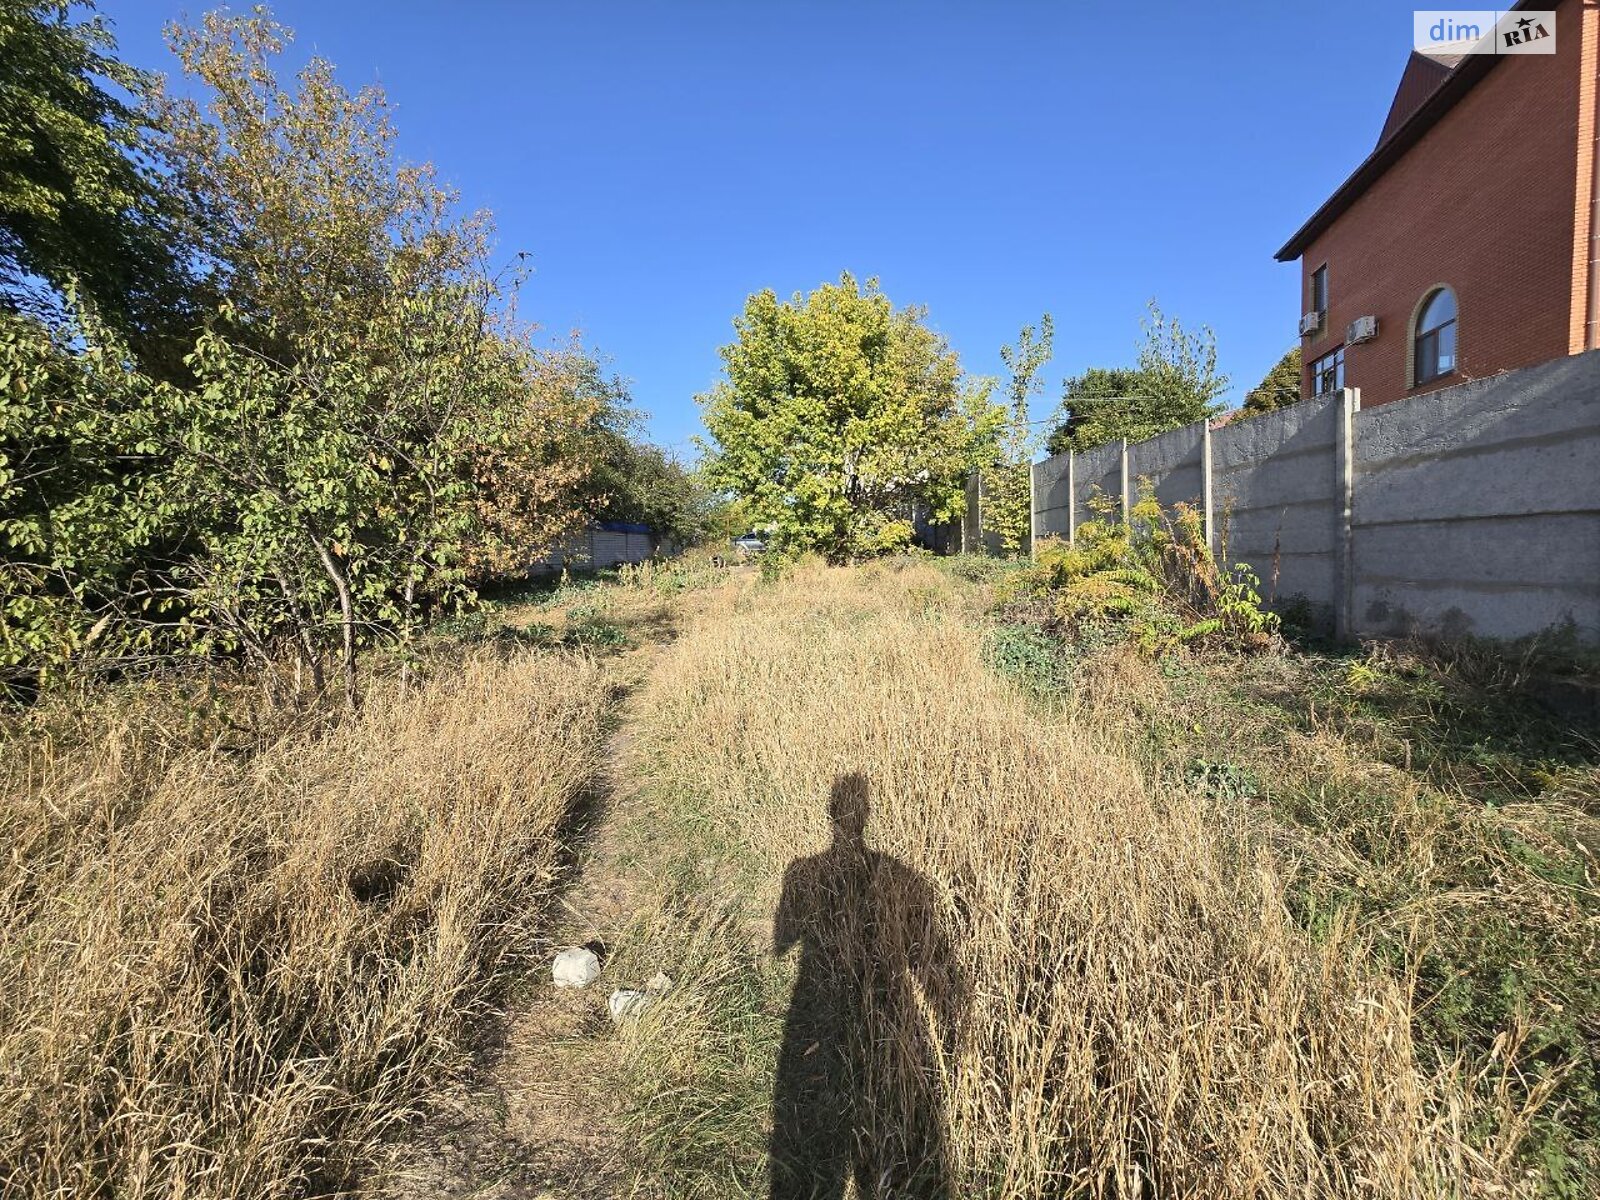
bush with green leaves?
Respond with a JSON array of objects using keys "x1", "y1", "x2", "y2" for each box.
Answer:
[
  {"x1": 1004, "y1": 485, "x2": 1280, "y2": 655},
  {"x1": 1, "y1": 282, "x2": 595, "y2": 704}
]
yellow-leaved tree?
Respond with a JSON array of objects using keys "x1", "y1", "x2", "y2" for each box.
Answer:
[{"x1": 699, "y1": 273, "x2": 1001, "y2": 562}]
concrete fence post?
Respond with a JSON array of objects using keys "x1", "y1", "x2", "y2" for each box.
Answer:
[
  {"x1": 1027, "y1": 459, "x2": 1038, "y2": 560},
  {"x1": 966, "y1": 470, "x2": 979, "y2": 553},
  {"x1": 974, "y1": 470, "x2": 983, "y2": 554},
  {"x1": 1120, "y1": 439, "x2": 1131, "y2": 524},
  {"x1": 960, "y1": 473, "x2": 969, "y2": 554},
  {"x1": 1333, "y1": 388, "x2": 1360, "y2": 641},
  {"x1": 1202, "y1": 419, "x2": 1216, "y2": 556},
  {"x1": 1067, "y1": 450, "x2": 1077, "y2": 545}
]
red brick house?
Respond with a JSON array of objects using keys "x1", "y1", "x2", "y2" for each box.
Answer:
[{"x1": 1275, "y1": 0, "x2": 1600, "y2": 406}]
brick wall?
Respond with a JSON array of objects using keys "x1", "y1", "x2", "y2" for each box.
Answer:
[
  {"x1": 1298, "y1": 0, "x2": 1595, "y2": 407},
  {"x1": 1575, "y1": 1, "x2": 1599, "y2": 350}
]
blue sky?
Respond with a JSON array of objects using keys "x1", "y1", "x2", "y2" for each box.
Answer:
[{"x1": 108, "y1": 1, "x2": 1419, "y2": 455}]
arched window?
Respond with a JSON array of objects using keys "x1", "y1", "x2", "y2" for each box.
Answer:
[{"x1": 1413, "y1": 287, "x2": 1457, "y2": 385}]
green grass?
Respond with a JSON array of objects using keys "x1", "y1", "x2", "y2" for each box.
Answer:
[{"x1": 1264, "y1": 640, "x2": 1600, "y2": 809}]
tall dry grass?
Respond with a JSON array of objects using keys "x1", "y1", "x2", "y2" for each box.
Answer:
[
  {"x1": 0, "y1": 651, "x2": 608, "y2": 1197},
  {"x1": 624, "y1": 561, "x2": 1536, "y2": 1198}
]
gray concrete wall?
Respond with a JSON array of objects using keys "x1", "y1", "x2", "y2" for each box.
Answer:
[
  {"x1": 1211, "y1": 394, "x2": 1341, "y2": 618},
  {"x1": 966, "y1": 349, "x2": 1600, "y2": 647},
  {"x1": 1072, "y1": 441, "x2": 1124, "y2": 530},
  {"x1": 1033, "y1": 453, "x2": 1072, "y2": 541},
  {"x1": 1350, "y1": 352, "x2": 1600, "y2": 641},
  {"x1": 1129, "y1": 422, "x2": 1206, "y2": 512}
]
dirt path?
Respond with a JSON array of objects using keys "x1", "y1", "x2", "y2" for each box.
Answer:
[
  {"x1": 380, "y1": 587, "x2": 690, "y2": 1200},
  {"x1": 379, "y1": 743, "x2": 637, "y2": 1197}
]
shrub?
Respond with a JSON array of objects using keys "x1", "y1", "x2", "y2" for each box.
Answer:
[
  {"x1": 1008, "y1": 485, "x2": 1279, "y2": 655},
  {"x1": 982, "y1": 621, "x2": 1068, "y2": 701}
]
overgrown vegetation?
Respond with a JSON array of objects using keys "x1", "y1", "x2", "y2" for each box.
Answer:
[
  {"x1": 0, "y1": 8, "x2": 703, "y2": 1195},
  {"x1": 4, "y1": 8, "x2": 1592, "y2": 1199},
  {"x1": 0, "y1": 649, "x2": 609, "y2": 1197},
  {"x1": 1000, "y1": 485, "x2": 1280, "y2": 655},
  {"x1": 978, "y1": 533, "x2": 1599, "y2": 1196},
  {"x1": 597, "y1": 561, "x2": 1539, "y2": 1197},
  {"x1": 1075, "y1": 641, "x2": 1600, "y2": 1198}
]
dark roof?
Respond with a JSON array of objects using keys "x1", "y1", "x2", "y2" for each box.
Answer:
[
  {"x1": 1273, "y1": 3, "x2": 1542, "y2": 263},
  {"x1": 1376, "y1": 51, "x2": 1459, "y2": 145}
]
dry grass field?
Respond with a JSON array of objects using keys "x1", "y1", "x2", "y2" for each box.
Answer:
[
  {"x1": 1, "y1": 557, "x2": 1591, "y2": 1198},
  {"x1": 0, "y1": 651, "x2": 608, "y2": 1197},
  {"x1": 601, "y1": 560, "x2": 1557, "y2": 1199}
]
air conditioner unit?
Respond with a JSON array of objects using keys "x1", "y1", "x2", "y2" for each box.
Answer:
[
  {"x1": 1299, "y1": 311, "x2": 1322, "y2": 335},
  {"x1": 1347, "y1": 315, "x2": 1378, "y2": 344}
]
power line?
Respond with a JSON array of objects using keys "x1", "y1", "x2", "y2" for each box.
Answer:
[{"x1": 1016, "y1": 394, "x2": 1159, "y2": 425}]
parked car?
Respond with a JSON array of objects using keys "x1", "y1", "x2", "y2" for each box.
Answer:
[{"x1": 730, "y1": 532, "x2": 765, "y2": 557}]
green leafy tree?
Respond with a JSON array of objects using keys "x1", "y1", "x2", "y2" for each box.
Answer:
[
  {"x1": 1046, "y1": 302, "x2": 1229, "y2": 454},
  {"x1": 0, "y1": 0, "x2": 192, "y2": 368},
  {"x1": 1047, "y1": 366, "x2": 1145, "y2": 456},
  {"x1": 699, "y1": 273, "x2": 999, "y2": 562},
  {"x1": 1, "y1": 309, "x2": 165, "y2": 692},
  {"x1": 2, "y1": 284, "x2": 594, "y2": 705},
  {"x1": 1242, "y1": 346, "x2": 1301, "y2": 415},
  {"x1": 982, "y1": 314, "x2": 1054, "y2": 555},
  {"x1": 2, "y1": 10, "x2": 599, "y2": 703}
]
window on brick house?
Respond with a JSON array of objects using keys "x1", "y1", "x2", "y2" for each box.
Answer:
[
  {"x1": 1310, "y1": 346, "x2": 1344, "y2": 396},
  {"x1": 1310, "y1": 265, "x2": 1328, "y2": 320},
  {"x1": 1413, "y1": 287, "x2": 1457, "y2": 384}
]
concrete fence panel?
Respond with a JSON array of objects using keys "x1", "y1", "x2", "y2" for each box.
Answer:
[
  {"x1": 1072, "y1": 441, "x2": 1124, "y2": 530},
  {"x1": 1210, "y1": 394, "x2": 1341, "y2": 616},
  {"x1": 1350, "y1": 352, "x2": 1600, "y2": 640},
  {"x1": 1033, "y1": 453, "x2": 1072, "y2": 540},
  {"x1": 1128, "y1": 422, "x2": 1206, "y2": 511}
]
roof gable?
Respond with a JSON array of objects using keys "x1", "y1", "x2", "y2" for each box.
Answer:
[
  {"x1": 1377, "y1": 51, "x2": 1459, "y2": 146},
  {"x1": 1274, "y1": 0, "x2": 1550, "y2": 262},
  {"x1": 1274, "y1": 51, "x2": 1501, "y2": 261}
]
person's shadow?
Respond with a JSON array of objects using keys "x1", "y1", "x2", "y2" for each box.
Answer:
[{"x1": 769, "y1": 772, "x2": 966, "y2": 1199}]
